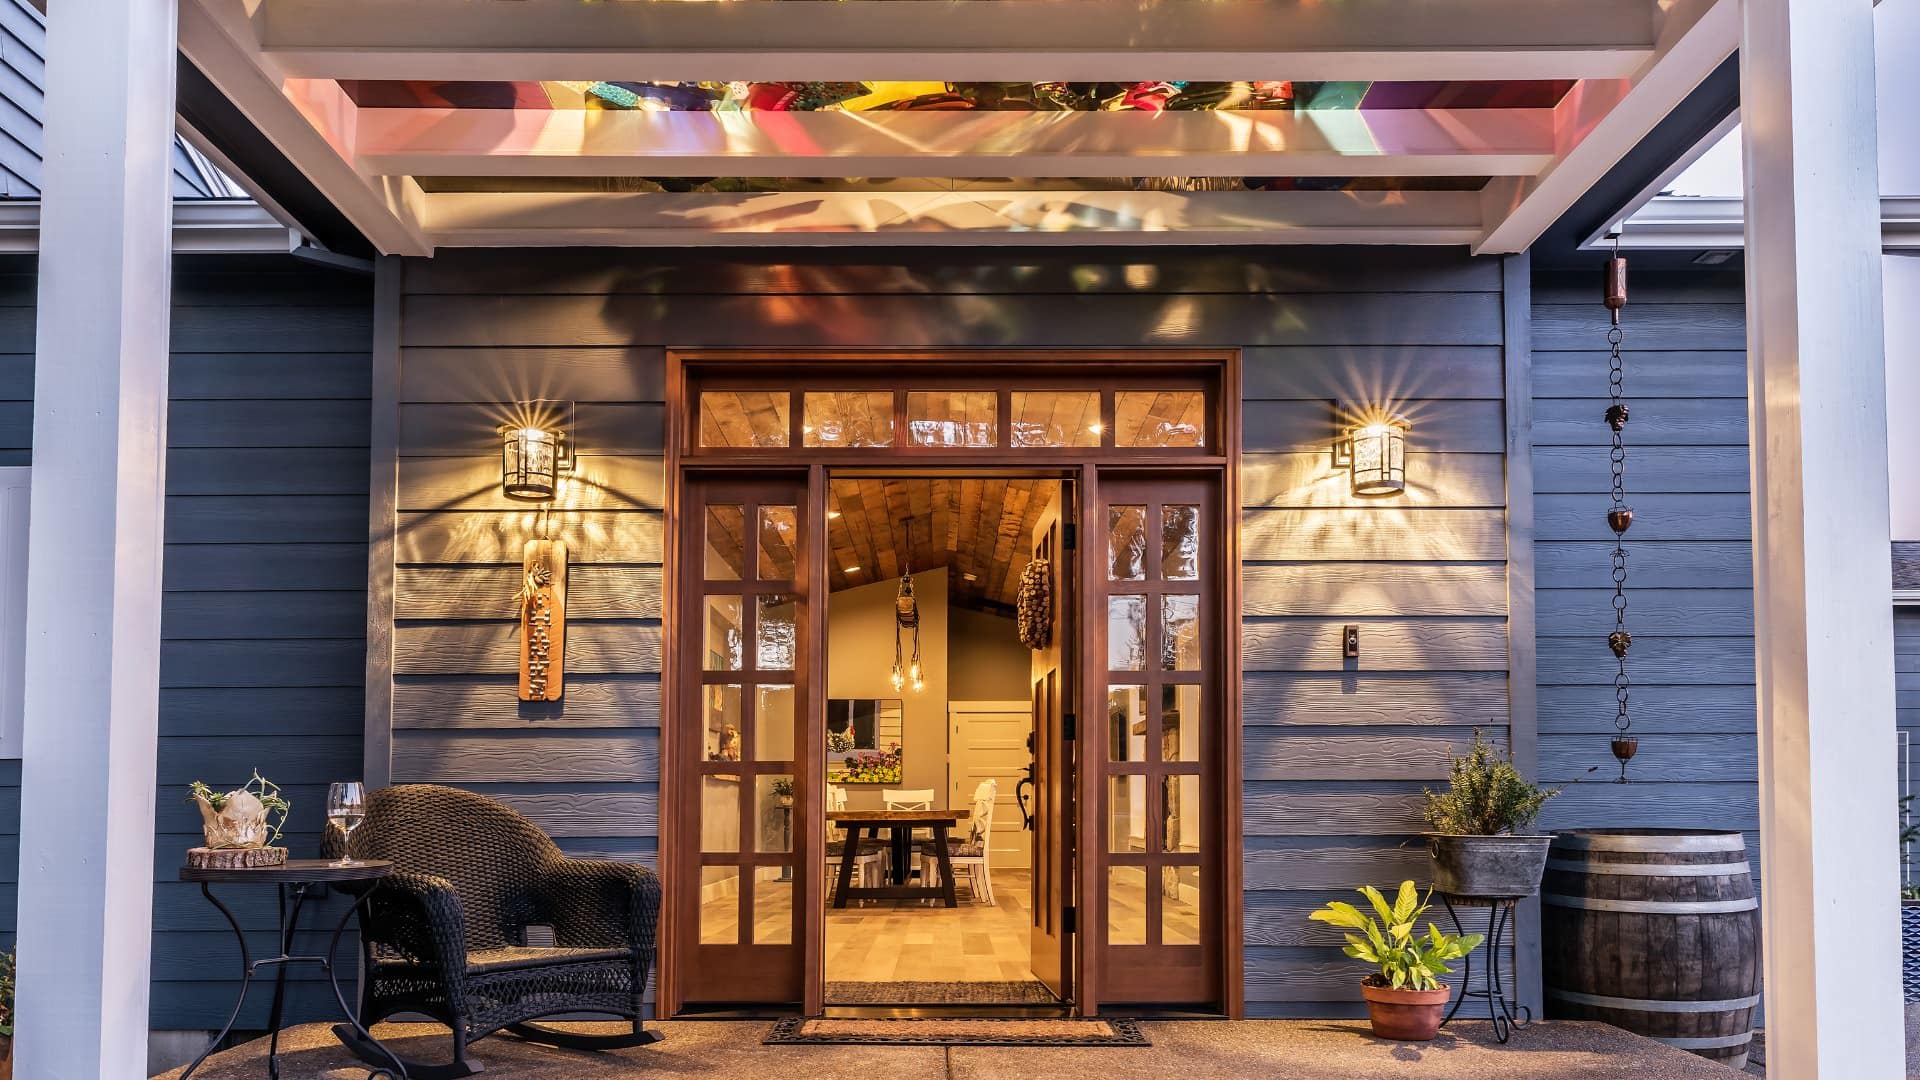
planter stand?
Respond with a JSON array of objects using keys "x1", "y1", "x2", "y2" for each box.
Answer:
[{"x1": 1438, "y1": 893, "x2": 1531, "y2": 1044}]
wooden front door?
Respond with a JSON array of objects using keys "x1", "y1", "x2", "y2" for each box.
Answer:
[
  {"x1": 1029, "y1": 484, "x2": 1076, "y2": 1001},
  {"x1": 1091, "y1": 474, "x2": 1224, "y2": 1005},
  {"x1": 671, "y1": 472, "x2": 812, "y2": 1006}
]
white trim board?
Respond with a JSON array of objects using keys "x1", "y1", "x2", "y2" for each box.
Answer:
[{"x1": 0, "y1": 200, "x2": 301, "y2": 254}]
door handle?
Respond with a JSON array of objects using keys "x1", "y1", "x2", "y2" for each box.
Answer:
[{"x1": 1015, "y1": 731, "x2": 1037, "y2": 831}]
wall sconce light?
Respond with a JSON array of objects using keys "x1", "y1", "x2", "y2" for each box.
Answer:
[
  {"x1": 499, "y1": 400, "x2": 576, "y2": 502},
  {"x1": 1333, "y1": 418, "x2": 1409, "y2": 497}
]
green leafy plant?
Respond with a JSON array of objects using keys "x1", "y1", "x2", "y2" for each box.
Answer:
[
  {"x1": 1423, "y1": 730, "x2": 1557, "y2": 835},
  {"x1": 1901, "y1": 795, "x2": 1919, "y2": 898},
  {"x1": 0, "y1": 948, "x2": 15, "y2": 1037},
  {"x1": 1309, "y1": 881, "x2": 1483, "y2": 991},
  {"x1": 770, "y1": 777, "x2": 795, "y2": 799},
  {"x1": 188, "y1": 770, "x2": 291, "y2": 847}
]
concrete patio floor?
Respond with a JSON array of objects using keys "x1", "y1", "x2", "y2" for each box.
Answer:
[{"x1": 152, "y1": 1018, "x2": 1748, "y2": 1079}]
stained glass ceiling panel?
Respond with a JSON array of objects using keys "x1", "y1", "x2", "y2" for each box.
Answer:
[
  {"x1": 414, "y1": 175, "x2": 1493, "y2": 194},
  {"x1": 337, "y1": 79, "x2": 1578, "y2": 113}
]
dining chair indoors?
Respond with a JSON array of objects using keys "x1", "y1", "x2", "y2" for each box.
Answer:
[{"x1": 924, "y1": 779, "x2": 997, "y2": 904}]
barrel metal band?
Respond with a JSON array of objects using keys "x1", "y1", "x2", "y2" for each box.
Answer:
[
  {"x1": 1544, "y1": 858, "x2": 1751, "y2": 878},
  {"x1": 1651, "y1": 1032, "x2": 1755, "y2": 1050},
  {"x1": 1541, "y1": 893, "x2": 1758, "y2": 914},
  {"x1": 1545, "y1": 988, "x2": 1762, "y2": 1013},
  {"x1": 1551, "y1": 833, "x2": 1746, "y2": 853}
]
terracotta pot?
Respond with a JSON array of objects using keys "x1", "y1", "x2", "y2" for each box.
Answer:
[
  {"x1": 1360, "y1": 980, "x2": 1451, "y2": 1041},
  {"x1": 1, "y1": 1032, "x2": 14, "y2": 1080}
]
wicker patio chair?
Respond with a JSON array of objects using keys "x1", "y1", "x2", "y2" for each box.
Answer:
[{"x1": 325, "y1": 783, "x2": 661, "y2": 1079}]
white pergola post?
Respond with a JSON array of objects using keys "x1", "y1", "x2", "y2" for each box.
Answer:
[
  {"x1": 1740, "y1": 0, "x2": 1903, "y2": 1075},
  {"x1": 15, "y1": 0, "x2": 178, "y2": 1076}
]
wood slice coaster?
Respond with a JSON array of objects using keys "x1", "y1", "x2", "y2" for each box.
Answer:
[{"x1": 187, "y1": 846, "x2": 288, "y2": 869}]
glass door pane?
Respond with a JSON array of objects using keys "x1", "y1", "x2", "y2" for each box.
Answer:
[
  {"x1": 1093, "y1": 474, "x2": 1219, "y2": 1007},
  {"x1": 676, "y1": 476, "x2": 810, "y2": 1007}
]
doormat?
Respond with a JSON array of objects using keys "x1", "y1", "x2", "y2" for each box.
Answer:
[
  {"x1": 765, "y1": 1016, "x2": 1149, "y2": 1047},
  {"x1": 825, "y1": 980, "x2": 1061, "y2": 1005}
]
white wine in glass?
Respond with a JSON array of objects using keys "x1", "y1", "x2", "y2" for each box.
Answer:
[{"x1": 329, "y1": 781, "x2": 367, "y2": 867}]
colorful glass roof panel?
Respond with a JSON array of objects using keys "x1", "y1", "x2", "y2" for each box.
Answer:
[{"x1": 338, "y1": 79, "x2": 1577, "y2": 113}]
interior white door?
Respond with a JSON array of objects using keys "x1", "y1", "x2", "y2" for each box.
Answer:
[{"x1": 949, "y1": 700, "x2": 1034, "y2": 868}]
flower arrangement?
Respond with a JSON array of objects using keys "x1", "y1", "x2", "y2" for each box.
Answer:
[{"x1": 828, "y1": 743, "x2": 903, "y2": 785}]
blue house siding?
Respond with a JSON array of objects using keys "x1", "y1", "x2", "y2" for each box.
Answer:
[
  {"x1": 0, "y1": 256, "x2": 374, "y2": 1029},
  {"x1": 382, "y1": 247, "x2": 1517, "y2": 1018},
  {"x1": 1530, "y1": 269, "x2": 1759, "y2": 848}
]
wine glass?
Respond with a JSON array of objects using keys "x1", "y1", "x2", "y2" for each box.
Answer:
[{"x1": 328, "y1": 781, "x2": 368, "y2": 867}]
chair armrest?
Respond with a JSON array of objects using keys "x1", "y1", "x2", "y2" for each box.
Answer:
[
  {"x1": 538, "y1": 859, "x2": 661, "y2": 954},
  {"x1": 362, "y1": 870, "x2": 471, "y2": 975}
]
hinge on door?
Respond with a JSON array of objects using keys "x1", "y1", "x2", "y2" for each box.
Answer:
[
  {"x1": 1062, "y1": 522, "x2": 1077, "y2": 550},
  {"x1": 1063, "y1": 905, "x2": 1077, "y2": 935},
  {"x1": 1063, "y1": 712, "x2": 1076, "y2": 740}
]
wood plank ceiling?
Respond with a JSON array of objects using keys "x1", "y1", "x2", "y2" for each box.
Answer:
[{"x1": 828, "y1": 478, "x2": 1052, "y2": 613}]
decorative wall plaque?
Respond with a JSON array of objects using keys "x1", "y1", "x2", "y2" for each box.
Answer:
[{"x1": 519, "y1": 537, "x2": 568, "y2": 701}]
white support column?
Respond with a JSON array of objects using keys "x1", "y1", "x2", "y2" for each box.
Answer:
[
  {"x1": 1740, "y1": 1, "x2": 1903, "y2": 1076},
  {"x1": 15, "y1": 0, "x2": 178, "y2": 1077}
]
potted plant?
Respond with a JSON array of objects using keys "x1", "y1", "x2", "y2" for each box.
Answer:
[
  {"x1": 186, "y1": 770, "x2": 291, "y2": 869},
  {"x1": 0, "y1": 948, "x2": 15, "y2": 1079},
  {"x1": 1900, "y1": 795, "x2": 1919, "y2": 1001},
  {"x1": 1423, "y1": 731, "x2": 1558, "y2": 898},
  {"x1": 771, "y1": 776, "x2": 795, "y2": 808},
  {"x1": 1309, "y1": 881, "x2": 1483, "y2": 1041}
]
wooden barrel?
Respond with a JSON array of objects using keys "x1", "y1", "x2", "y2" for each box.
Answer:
[{"x1": 1542, "y1": 830, "x2": 1760, "y2": 1070}]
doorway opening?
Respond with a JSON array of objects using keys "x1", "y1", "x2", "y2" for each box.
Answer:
[
  {"x1": 662, "y1": 351, "x2": 1242, "y2": 1019},
  {"x1": 817, "y1": 474, "x2": 1075, "y2": 1012}
]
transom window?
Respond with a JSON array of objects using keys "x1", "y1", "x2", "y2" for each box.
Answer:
[{"x1": 695, "y1": 381, "x2": 1215, "y2": 455}]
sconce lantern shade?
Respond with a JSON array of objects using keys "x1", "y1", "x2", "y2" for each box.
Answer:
[
  {"x1": 502, "y1": 426, "x2": 562, "y2": 501},
  {"x1": 1338, "y1": 420, "x2": 1408, "y2": 497}
]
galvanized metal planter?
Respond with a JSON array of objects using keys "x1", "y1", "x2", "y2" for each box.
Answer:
[{"x1": 1424, "y1": 834, "x2": 1552, "y2": 899}]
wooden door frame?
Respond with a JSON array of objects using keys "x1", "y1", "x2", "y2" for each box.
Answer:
[{"x1": 662, "y1": 349, "x2": 1243, "y2": 1018}]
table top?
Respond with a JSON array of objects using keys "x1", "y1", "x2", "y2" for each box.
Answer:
[
  {"x1": 827, "y1": 809, "x2": 970, "y2": 823},
  {"x1": 180, "y1": 858, "x2": 394, "y2": 884}
]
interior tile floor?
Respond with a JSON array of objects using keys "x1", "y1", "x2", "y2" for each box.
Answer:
[
  {"x1": 154, "y1": 1018, "x2": 1755, "y2": 1080},
  {"x1": 697, "y1": 864, "x2": 1202, "y2": 990},
  {"x1": 825, "y1": 868, "x2": 1039, "y2": 984}
]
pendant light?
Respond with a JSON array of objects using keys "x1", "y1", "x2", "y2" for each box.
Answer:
[{"x1": 890, "y1": 517, "x2": 926, "y2": 694}]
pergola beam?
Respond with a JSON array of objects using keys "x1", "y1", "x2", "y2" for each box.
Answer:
[
  {"x1": 179, "y1": 0, "x2": 433, "y2": 254},
  {"x1": 418, "y1": 188, "x2": 1488, "y2": 247},
  {"x1": 346, "y1": 106, "x2": 1558, "y2": 179},
  {"x1": 251, "y1": 0, "x2": 1658, "y2": 83},
  {"x1": 1474, "y1": 0, "x2": 1736, "y2": 253}
]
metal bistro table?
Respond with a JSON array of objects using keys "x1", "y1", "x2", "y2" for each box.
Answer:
[
  {"x1": 179, "y1": 859, "x2": 409, "y2": 1080},
  {"x1": 827, "y1": 809, "x2": 970, "y2": 908}
]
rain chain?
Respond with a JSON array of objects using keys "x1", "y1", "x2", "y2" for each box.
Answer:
[{"x1": 1604, "y1": 243, "x2": 1638, "y2": 782}]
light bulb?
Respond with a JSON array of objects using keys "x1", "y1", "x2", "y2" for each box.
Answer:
[
  {"x1": 910, "y1": 661, "x2": 924, "y2": 682},
  {"x1": 912, "y1": 677, "x2": 926, "y2": 694},
  {"x1": 890, "y1": 667, "x2": 905, "y2": 692}
]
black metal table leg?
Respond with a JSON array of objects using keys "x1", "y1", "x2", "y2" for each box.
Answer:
[
  {"x1": 324, "y1": 880, "x2": 407, "y2": 1079},
  {"x1": 180, "y1": 884, "x2": 254, "y2": 1080},
  {"x1": 265, "y1": 884, "x2": 312, "y2": 1080}
]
